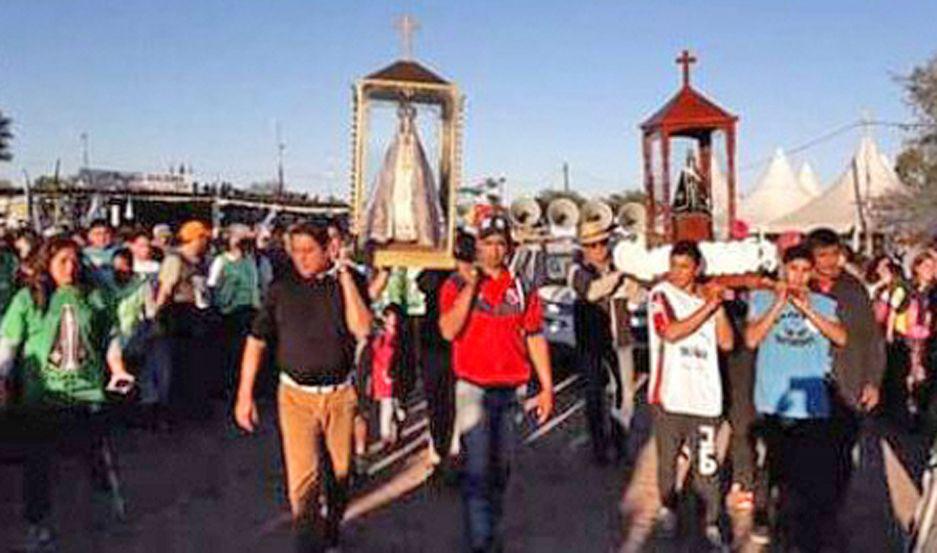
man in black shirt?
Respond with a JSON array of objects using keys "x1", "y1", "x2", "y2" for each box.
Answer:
[{"x1": 235, "y1": 222, "x2": 372, "y2": 553}]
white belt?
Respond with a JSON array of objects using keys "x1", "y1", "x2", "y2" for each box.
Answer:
[{"x1": 280, "y1": 372, "x2": 352, "y2": 395}]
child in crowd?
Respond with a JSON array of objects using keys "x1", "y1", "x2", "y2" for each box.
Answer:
[{"x1": 370, "y1": 303, "x2": 406, "y2": 448}]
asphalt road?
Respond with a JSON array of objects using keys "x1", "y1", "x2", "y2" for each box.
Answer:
[{"x1": 0, "y1": 375, "x2": 929, "y2": 553}]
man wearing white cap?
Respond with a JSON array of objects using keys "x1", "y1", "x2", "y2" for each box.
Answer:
[{"x1": 208, "y1": 223, "x2": 273, "y2": 396}]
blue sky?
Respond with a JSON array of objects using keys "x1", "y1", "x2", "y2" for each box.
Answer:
[{"x1": 1, "y1": 1, "x2": 935, "y2": 200}]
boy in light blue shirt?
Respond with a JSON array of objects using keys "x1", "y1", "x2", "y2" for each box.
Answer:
[
  {"x1": 744, "y1": 244, "x2": 847, "y2": 548},
  {"x1": 748, "y1": 281, "x2": 841, "y2": 418}
]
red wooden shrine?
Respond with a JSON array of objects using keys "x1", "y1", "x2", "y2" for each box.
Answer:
[{"x1": 640, "y1": 50, "x2": 738, "y2": 244}]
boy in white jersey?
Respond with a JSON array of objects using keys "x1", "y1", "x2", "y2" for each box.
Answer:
[{"x1": 648, "y1": 240, "x2": 734, "y2": 547}]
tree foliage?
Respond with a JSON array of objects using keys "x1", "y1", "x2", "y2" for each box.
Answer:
[{"x1": 876, "y1": 53, "x2": 937, "y2": 237}]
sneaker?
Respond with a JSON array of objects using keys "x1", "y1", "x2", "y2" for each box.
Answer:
[
  {"x1": 704, "y1": 524, "x2": 725, "y2": 551},
  {"x1": 20, "y1": 524, "x2": 56, "y2": 553},
  {"x1": 653, "y1": 507, "x2": 678, "y2": 538}
]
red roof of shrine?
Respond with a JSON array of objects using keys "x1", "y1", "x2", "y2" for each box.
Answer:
[
  {"x1": 365, "y1": 60, "x2": 449, "y2": 85},
  {"x1": 640, "y1": 84, "x2": 737, "y2": 134}
]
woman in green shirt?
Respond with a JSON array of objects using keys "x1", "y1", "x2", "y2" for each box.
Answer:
[{"x1": 0, "y1": 236, "x2": 133, "y2": 550}]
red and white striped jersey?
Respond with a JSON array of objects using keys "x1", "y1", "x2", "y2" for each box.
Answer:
[{"x1": 647, "y1": 281, "x2": 723, "y2": 417}]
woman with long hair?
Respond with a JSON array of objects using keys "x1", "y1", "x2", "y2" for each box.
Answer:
[
  {"x1": 888, "y1": 252, "x2": 935, "y2": 425},
  {"x1": 866, "y1": 254, "x2": 906, "y2": 328},
  {"x1": 0, "y1": 236, "x2": 134, "y2": 551}
]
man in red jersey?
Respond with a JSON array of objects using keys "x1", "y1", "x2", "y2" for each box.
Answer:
[{"x1": 440, "y1": 214, "x2": 554, "y2": 553}]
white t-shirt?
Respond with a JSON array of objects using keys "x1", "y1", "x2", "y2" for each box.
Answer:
[{"x1": 647, "y1": 280, "x2": 723, "y2": 417}]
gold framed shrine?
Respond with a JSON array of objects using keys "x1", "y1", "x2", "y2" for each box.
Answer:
[{"x1": 350, "y1": 59, "x2": 464, "y2": 269}]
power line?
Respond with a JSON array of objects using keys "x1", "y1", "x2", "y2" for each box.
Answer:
[
  {"x1": 738, "y1": 118, "x2": 935, "y2": 174},
  {"x1": 739, "y1": 121, "x2": 861, "y2": 172}
]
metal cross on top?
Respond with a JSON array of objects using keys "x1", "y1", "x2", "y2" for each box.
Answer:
[
  {"x1": 395, "y1": 14, "x2": 420, "y2": 60},
  {"x1": 676, "y1": 49, "x2": 697, "y2": 87}
]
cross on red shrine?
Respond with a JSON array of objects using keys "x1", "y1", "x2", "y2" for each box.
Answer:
[{"x1": 676, "y1": 49, "x2": 697, "y2": 87}]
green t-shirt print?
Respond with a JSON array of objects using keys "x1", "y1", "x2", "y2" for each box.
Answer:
[{"x1": 1, "y1": 286, "x2": 113, "y2": 406}]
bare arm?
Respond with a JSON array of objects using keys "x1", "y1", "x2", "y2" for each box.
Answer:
[
  {"x1": 154, "y1": 281, "x2": 173, "y2": 312},
  {"x1": 339, "y1": 268, "x2": 373, "y2": 341},
  {"x1": 154, "y1": 255, "x2": 181, "y2": 313},
  {"x1": 440, "y1": 274, "x2": 478, "y2": 341},
  {"x1": 526, "y1": 334, "x2": 554, "y2": 423},
  {"x1": 105, "y1": 338, "x2": 132, "y2": 377},
  {"x1": 527, "y1": 334, "x2": 553, "y2": 395},
  {"x1": 745, "y1": 294, "x2": 787, "y2": 350},
  {"x1": 791, "y1": 294, "x2": 847, "y2": 347},
  {"x1": 234, "y1": 336, "x2": 266, "y2": 432},
  {"x1": 237, "y1": 336, "x2": 266, "y2": 401},
  {"x1": 570, "y1": 265, "x2": 623, "y2": 303},
  {"x1": 659, "y1": 297, "x2": 722, "y2": 343},
  {"x1": 368, "y1": 268, "x2": 390, "y2": 302},
  {"x1": 586, "y1": 272, "x2": 624, "y2": 302},
  {"x1": 715, "y1": 306, "x2": 734, "y2": 351}
]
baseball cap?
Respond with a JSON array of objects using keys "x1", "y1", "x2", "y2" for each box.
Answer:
[
  {"x1": 178, "y1": 220, "x2": 211, "y2": 243},
  {"x1": 227, "y1": 223, "x2": 253, "y2": 241},
  {"x1": 152, "y1": 224, "x2": 172, "y2": 239},
  {"x1": 477, "y1": 214, "x2": 511, "y2": 241}
]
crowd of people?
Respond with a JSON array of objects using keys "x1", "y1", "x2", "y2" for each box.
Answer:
[
  {"x1": 1, "y1": 209, "x2": 936, "y2": 552},
  {"x1": 0, "y1": 217, "x2": 288, "y2": 549},
  {"x1": 576, "y1": 225, "x2": 937, "y2": 552}
]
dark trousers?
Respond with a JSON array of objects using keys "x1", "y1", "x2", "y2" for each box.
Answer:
[
  {"x1": 457, "y1": 382, "x2": 518, "y2": 552},
  {"x1": 166, "y1": 306, "x2": 217, "y2": 418},
  {"x1": 726, "y1": 348, "x2": 757, "y2": 489},
  {"x1": 421, "y1": 341, "x2": 454, "y2": 457},
  {"x1": 753, "y1": 416, "x2": 840, "y2": 552},
  {"x1": 20, "y1": 408, "x2": 115, "y2": 525},
  {"x1": 655, "y1": 409, "x2": 722, "y2": 525},
  {"x1": 581, "y1": 345, "x2": 621, "y2": 460}
]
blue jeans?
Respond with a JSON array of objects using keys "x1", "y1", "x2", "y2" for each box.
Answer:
[{"x1": 455, "y1": 380, "x2": 520, "y2": 552}]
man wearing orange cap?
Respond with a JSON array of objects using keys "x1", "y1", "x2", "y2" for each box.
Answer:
[{"x1": 154, "y1": 220, "x2": 214, "y2": 420}]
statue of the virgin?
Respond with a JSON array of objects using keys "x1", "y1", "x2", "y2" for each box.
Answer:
[{"x1": 362, "y1": 102, "x2": 445, "y2": 247}]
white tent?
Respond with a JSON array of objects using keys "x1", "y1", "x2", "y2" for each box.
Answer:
[
  {"x1": 739, "y1": 148, "x2": 810, "y2": 228},
  {"x1": 767, "y1": 136, "x2": 905, "y2": 233},
  {"x1": 709, "y1": 155, "x2": 731, "y2": 239},
  {"x1": 796, "y1": 162, "x2": 822, "y2": 198}
]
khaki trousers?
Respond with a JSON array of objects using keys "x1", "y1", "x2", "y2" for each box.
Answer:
[{"x1": 277, "y1": 382, "x2": 356, "y2": 550}]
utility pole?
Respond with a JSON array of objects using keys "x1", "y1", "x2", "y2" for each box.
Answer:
[
  {"x1": 80, "y1": 132, "x2": 89, "y2": 168},
  {"x1": 22, "y1": 170, "x2": 39, "y2": 232},
  {"x1": 562, "y1": 162, "x2": 570, "y2": 193},
  {"x1": 80, "y1": 132, "x2": 94, "y2": 194},
  {"x1": 275, "y1": 121, "x2": 285, "y2": 197}
]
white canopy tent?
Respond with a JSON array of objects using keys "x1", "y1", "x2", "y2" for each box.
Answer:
[
  {"x1": 766, "y1": 136, "x2": 905, "y2": 233},
  {"x1": 709, "y1": 154, "x2": 731, "y2": 240},
  {"x1": 797, "y1": 162, "x2": 823, "y2": 198},
  {"x1": 739, "y1": 148, "x2": 811, "y2": 228}
]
